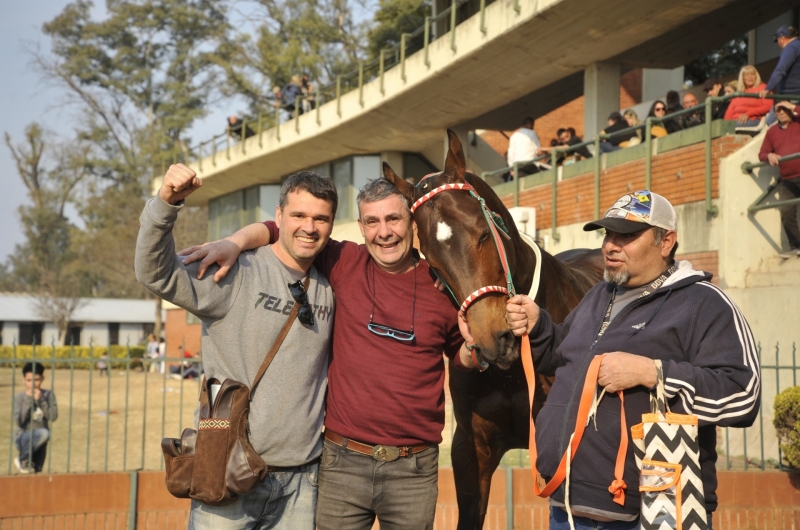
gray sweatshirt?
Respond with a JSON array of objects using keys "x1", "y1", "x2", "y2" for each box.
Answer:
[
  {"x1": 135, "y1": 197, "x2": 334, "y2": 466},
  {"x1": 14, "y1": 389, "x2": 58, "y2": 440}
]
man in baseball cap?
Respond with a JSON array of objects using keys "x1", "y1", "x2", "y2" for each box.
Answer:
[{"x1": 505, "y1": 190, "x2": 760, "y2": 528}]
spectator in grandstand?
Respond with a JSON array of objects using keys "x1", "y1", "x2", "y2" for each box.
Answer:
[
  {"x1": 758, "y1": 101, "x2": 800, "y2": 259},
  {"x1": 281, "y1": 74, "x2": 305, "y2": 121},
  {"x1": 598, "y1": 112, "x2": 637, "y2": 153},
  {"x1": 507, "y1": 117, "x2": 546, "y2": 178},
  {"x1": 664, "y1": 90, "x2": 685, "y2": 133},
  {"x1": 724, "y1": 81, "x2": 738, "y2": 96},
  {"x1": 725, "y1": 66, "x2": 772, "y2": 126},
  {"x1": 703, "y1": 78, "x2": 731, "y2": 120},
  {"x1": 761, "y1": 26, "x2": 800, "y2": 125},
  {"x1": 557, "y1": 127, "x2": 593, "y2": 160},
  {"x1": 13, "y1": 362, "x2": 58, "y2": 474},
  {"x1": 301, "y1": 74, "x2": 316, "y2": 112},
  {"x1": 227, "y1": 116, "x2": 256, "y2": 140},
  {"x1": 622, "y1": 110, "x2": 643, "y2": 144},
  {"x1": 681, "y1": 92, "x2": 704, "y2": 128},
  {"x1": 647, "y1": 100, "x2": 670, "y2": 137}
]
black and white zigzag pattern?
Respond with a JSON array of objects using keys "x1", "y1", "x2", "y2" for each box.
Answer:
[
  {"x1": 641, "y1": 491, "x2": 678, "y2": 530},
  {"x1": 634, "y1": 420, "x2": 708, "y2": 530}
]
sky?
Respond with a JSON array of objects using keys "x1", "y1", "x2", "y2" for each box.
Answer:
[{"x1": 0, "y1": 0, "x2": 244, "y2": 262}]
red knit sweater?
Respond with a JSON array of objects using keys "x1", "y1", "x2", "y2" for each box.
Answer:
[
  {"x1": 724, "y1": 84, "x2": 773, "y2": 121},
  {"x1": 759, "y1": 116, "x2": 800, "y2": 180},
  {"x1": 266, "y1": 221, "x2": 464, "y2": 445}
]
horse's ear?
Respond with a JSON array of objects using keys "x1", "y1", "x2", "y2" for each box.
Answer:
[
  {"x1": 382, "y1": 162, "x2": 415, "y2": 204},
  {"x1": 443, "y1": 129, "x2": 466, "y2": 183}
]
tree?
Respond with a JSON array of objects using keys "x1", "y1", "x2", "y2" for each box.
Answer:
[
  {"x1": 684, "y1": 34, "x2": 749, "y2": 86},
  {"x1": 4, "y1": 124, "x2": 89, "y2": 345},
  {"x1": 366, "y1": 0, "x2": 429, "y2": 60},
  {"x1": 37, "y1": 0, "x2": 226, "y2": 336},
  {"x1": 214, "y1": 0, "x2": 370, "y2": 117}
]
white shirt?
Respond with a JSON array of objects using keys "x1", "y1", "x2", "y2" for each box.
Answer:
[{"x1": 507, "y1": 127, "x2": 541, "y2": 166}]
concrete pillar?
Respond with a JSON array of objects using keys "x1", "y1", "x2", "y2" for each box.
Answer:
[
  {"x1": 641, "y1": 67, "x2": 685, "y2": 102},
  {"x1": 584, "y1": 62, "x2": 621, "y2": 138}
]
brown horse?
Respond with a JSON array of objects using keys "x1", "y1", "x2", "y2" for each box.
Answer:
[{"x1": 384, "y1": 130, "x2": 604, "y2": 529}]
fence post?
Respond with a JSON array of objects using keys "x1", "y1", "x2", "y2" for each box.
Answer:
[
  {"x1": 241, "y1": 120, "x2": 247, "y2": 154},
  {"x1": 645, "y1": 118, "x2": 653, "y2": 189},
  {"x1": 212, "y1": 135, "x2": 217, "y2": 167},
  {"x1": 480, "y1": 0, "x2": 487, "y2": 34},
  {"x1": 380, "y1": 50, "x2": 386, "y2": 95},
  {"x1": 359, "y1": 62, "x2": 365, "y2": 107},
  {"x1": 295, "y1": 101, "x2": 301, "y2": 134},
  {"x1": 128, "y1": 471, "x2": 139, "y2": 530},
  {"x1": 513, "y1": 0, "x2": 521, "y2": 14},
  {"x1": 513, "y1": 162, "x2": 520, "y2": 207},
  {"x1": 67, "y1": 340, "x2": 75, "y2": 472},
  {"x1": 336, "y1": 76, "x2": 342, "y2": 117},
  {"x1": 258, "y1": 113, "x2": 263, "y2": 148},
  {"x1": 7, "y1": 340, "x2": 17, "y2": 474},
  {"x1": 704, "y1": 98, "x2": 718, "y2": 216},
  {"x1": 551, "y1": 150, "x2": 560, "y2": 242},
  {"x1": 401, "y1": 33, "x2": 411, "y2": 81},
  {"x1": 424, "y1": 17, "x2": 431, "y2": 67},
  {"x1": 594, "y1": 137, "x2": 601, "y2": 220},
  {"x1": 450, "y1": 0, "x2": 457, "y2": 52},
  {"x1": 226, "y1": 128, "x2": 231, "y2": 160},
  {"x1": 505, "y1": 466, "x2": 514, "y2": 530}
]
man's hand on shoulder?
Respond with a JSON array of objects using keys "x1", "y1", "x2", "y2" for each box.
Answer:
[
  {"x1": 598, "y1": 352, "x2": 657, "y2": 393},
  {"x1": 159, "y1": 163, "x2": 202, "y2": 205},
  {"x1": 506, "y1": 295, "x2": 540, "y2": 336},
  {"x1": 178, "y1": 239, "x2": 242, "y2": 282}
]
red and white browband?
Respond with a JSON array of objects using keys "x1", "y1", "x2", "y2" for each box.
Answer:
[
  {"x1": 410, "y1": 182, "x2": 471, "y2": 214},
  {"x1": 459, "y1": 285, "x2": 509, "y2": 314}
]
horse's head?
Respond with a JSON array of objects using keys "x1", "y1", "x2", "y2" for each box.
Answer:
[{"x1": 384, "y1": 130, "x2": 530, "y2": 370}]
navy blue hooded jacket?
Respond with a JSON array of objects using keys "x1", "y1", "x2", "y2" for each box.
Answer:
[
  {"x1": 766, "y1": 38, "x2": 800, "y2": 95},
  {"x1": 529, "y1": 260, "x2": 760, "y2": 516}
]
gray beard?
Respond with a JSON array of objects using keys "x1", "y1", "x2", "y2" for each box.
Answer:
[{"x1": 604, "y1": 268, "x2": 630, "y2": 286}]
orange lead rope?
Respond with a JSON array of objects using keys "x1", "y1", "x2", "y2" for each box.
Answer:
[{"x1": 520, "y1": 340, "x2": 628, "y2": 506}]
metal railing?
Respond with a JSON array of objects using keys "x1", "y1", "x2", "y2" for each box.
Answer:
[
  {"x1": 485, "y1": 93, "x2": 798, "y2": 240},
  {"x1": 742, "y1": 151, "x2": 800, "y2": 213},
  {"x1": 154, "y1": 0, "x2": 488, "y2": 174},
  {"x1": 2, "y1": 340, "x2": 200, "y2": 475}
]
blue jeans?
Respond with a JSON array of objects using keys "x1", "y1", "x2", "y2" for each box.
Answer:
[
  {"x1": 549, "y1": 506, "x2": 714, "y2": 530},
  {"x1": 16, "y1": 428, "x2": 49, "y2": 472},
  {"x1": 316, "y1": 439, "x2": 439, "y2": 530},
  {"x1": 188, "y1": 461, "x2": 319, "y2": 530},
  {"x1": 599, "y1": 142, "x2": 621, "y2": 153}
]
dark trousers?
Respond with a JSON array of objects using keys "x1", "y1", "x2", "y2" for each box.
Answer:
[
  {"x1": 779, "y1": 179, "x2": 800, "y2": 250},
  {"x1": 316, "y1": 439, "x2": 439, "y2": 530}
]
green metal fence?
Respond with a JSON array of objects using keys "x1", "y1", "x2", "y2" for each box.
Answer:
[
  {"x1": 4, "y1": 339, "x2": 797, "y2": 475},
  {"x1": 2, "y1": 340, "x2": 200, "y2": 475}
]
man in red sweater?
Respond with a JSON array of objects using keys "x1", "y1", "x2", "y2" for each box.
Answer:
[
  {"x1": 180, "y1": 177, "x2": 477, "y2": 529},
  {"x1": 759, "y1": 101, "x2": 800, "y2": 258}
]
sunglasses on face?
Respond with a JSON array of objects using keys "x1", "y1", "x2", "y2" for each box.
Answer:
[
  {"x1": 654, "y1": 107, "x2": 666, "y2": 112},
  {"x1": 288, "y1": 280, "x2": 315, "y2": 326}
]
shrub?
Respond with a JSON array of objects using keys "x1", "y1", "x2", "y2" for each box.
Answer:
[
  {"x1": 774, "y1": 386, "x2": 800, "y2": 469},
  {"x1": 0, "y1": 345, "x2": 146, "y2": 370}
]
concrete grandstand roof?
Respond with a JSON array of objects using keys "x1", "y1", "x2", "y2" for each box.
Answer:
[
  {"x1": 179, "y1": 0, "x2": 792, "y2": 206},
  {"x1": 0, "y1": 293, "x2": 158, "y2": 324}
]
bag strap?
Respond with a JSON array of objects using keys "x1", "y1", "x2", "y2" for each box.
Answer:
[
  {"x1": 649, "y1": 359, "x2": 669, "y2": 415},
  {"x1": 249, "y1": 276, "x2": 309, "y2": 401},
  {"x1": 521, "y1": 340, "x2": 629, "y2": 506}
]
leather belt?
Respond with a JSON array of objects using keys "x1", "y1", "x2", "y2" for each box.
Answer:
[
  {"x1": 267, "y1": 456, "x2": 320, "y2": 473},
  {"x1": 324, "y1": 429, "x2": 431, "y2": 462}
]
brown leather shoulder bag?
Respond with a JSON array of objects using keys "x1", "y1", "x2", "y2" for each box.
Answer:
[{"x1": 161, "y1": 277, "x2": 308, "y2": 505}]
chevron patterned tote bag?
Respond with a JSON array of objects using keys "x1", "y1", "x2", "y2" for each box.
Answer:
[{"x1": 631, "y1": 360, "x2": 708, "y2": 530}]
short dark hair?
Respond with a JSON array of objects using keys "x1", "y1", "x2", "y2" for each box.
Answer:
[
  {"x1": 522, "y1": 117, "x2": 534, "y2": 128},
  {"x1": 278, "y1": 171, "x2": 338, "y2": 217},
  {"x1": 23, "y1": 362, "x2": 45, "y2": 376},
  {"x1": 567, "y1": 127, "x2": 577, "y2": 136},
  {"x1": 703, "y1": 78, "x2": 721, "y2": 92},
  {"x1": 652, "y1": 227, "x2": 679, "y2": 260},
  {"x1": 356, "y1": 179, "x2": 408, "y2": 217},
  {"x1": 556, "y1": 128, "x2": 566, "y2": 136}
]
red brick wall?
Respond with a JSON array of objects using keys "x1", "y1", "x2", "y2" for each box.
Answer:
[
  {"x1": 499, "y1": 135, "x2": 751, "y2": 231},
  {"x1": 165, "y1": 308, "x2": 202, "y2": 357},
  {"x1": 482, "y1": 69, "x2": 644, "y2": 157}
]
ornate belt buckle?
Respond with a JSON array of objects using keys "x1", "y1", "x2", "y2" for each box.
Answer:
[{"x1": 371, "y1": 444, "x2": 400, "y2": 462}]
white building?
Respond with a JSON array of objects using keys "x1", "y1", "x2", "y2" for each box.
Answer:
[{"x1": 0, "y1": 293, "x2": 161, "y2": 347}]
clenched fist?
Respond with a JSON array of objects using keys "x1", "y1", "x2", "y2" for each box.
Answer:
[{"x1": 159, "y1": 163, "x2": 202, "y2": 205}]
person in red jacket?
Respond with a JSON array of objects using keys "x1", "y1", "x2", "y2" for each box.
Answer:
[
  {"x1": 725, "y1": 65, "x2": 773, "y2": 126},
  {"x1": 758, "y1": 101, "x2": 800, "y2": 258}
]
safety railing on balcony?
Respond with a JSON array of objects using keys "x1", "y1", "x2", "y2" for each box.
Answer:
[
  {"x1": 741, "y1": 151, "x2": 800, "y2": 213},
  {"x1": 484, "y1": 93, "x2": 797, "y2": 242},
  {"x1": 153, "y1": 0, "x2": 489, "y2": 175}
]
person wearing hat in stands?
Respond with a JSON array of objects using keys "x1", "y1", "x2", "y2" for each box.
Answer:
[
  {"x1": 598, "y1": 112, "x2": 637, "y2": 153},
  {"x1": 505, "y1": 190, "x2": 761, "y2": 529},
  {"x1": 760, "y1": 25, "x2": 800, "y2": 125}
]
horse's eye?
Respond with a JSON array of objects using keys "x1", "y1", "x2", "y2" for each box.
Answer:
[{"x1": 478, "y1": 231, "x2": 490, "y2": 244}]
